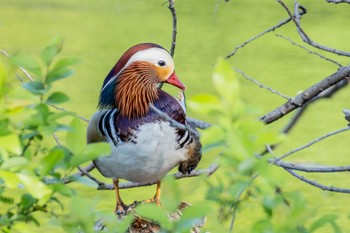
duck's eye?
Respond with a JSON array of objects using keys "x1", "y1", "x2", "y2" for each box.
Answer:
[{"x1": 158, "y1": 60, "x2": 166, "y2": 67}]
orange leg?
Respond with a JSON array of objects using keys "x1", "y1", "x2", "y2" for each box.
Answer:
[
  {"x1": 113, "y1": 178, "x2": 127, "y2": 215},
  {"x1": 153, "y1": 181, "x2": 161, "y2": 205},
  {"x1": 144, "y1": 181, "x2": 161, "y2": 206}
]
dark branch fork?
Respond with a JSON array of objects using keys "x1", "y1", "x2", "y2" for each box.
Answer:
[{"x1": 277, "y1": 0, "x2": 350, "y2": 57}]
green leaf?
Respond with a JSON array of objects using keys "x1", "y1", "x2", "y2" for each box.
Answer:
[
  {"x1": 10, "y1": 54, "x2": 42, "y2": 76},
  {"x1": 22, "y1": 81, "x2": 48, "y2": 95},
  {"x1": 161, "y1": 176, "x2": 181, "y2": 212},
  {"x1": 66, "y1": 117, "x2": 86, "y2": 155},
  {"x1": 48, "y1": 35, "x2": 64, "y2": 48},
  {"x1": 50, "y1": 183, "x2": 74, "y2": 197},
  {"x1": 0, "y1": 170, "x2": 52, "y2": 204},
  {"x1": 310, "y1": 214, "x2": 339, "y2": 232},
  {"x1": 47, "y1": 111, "x2": 72, "y2": 122},
  {"x1": 46, "y1": 68, "x2": 74, "y2": 84},
  {"x1": 52, "y1": 57, "x2": 80, "y2": 71},
  {"x1": 252, "y1": 219, "x2": 274, "y2": 233},
  {"x1": 69, "y1": 196, "x2": 94, "y2": 224},
  {"x1": 19, "y1": 193, "x2": 36, "y2": 211},
  {"x1": 188, "y1": 93, "x2": 222, "y2": 115},
  {"x1": 1, "y1": 157, "x2": 28, "y2": 170},
  {"x1": 213, "y1": 59, "x2": 240, "y2": 104},
  {"x1": 0, "y1": 170, "x2": 21, "y2": 189},
  {"x1": 0, "y1": 119, "x2": 11, "y2": 136},
  {"x1": 69, "y1": 142, "x2": 110, "y2": 167},
  {"x1": 41, "y1": 45, "x2": 59, "y2": 67},
  {"x1": 45, "y1": 92, "x2": 69, "y2": 104},
  {"x1": 17, "y1": 173, "x2": 52, "y2": 204},
  {"x1": 39, "y1": 148, "x2": 65, "y2": 176},
  {"x1": 0, "y1": 133, "x2": 22, "y2": 155},
  {"x1": 176, "y1": 205, "x2": 211, "y2": 232}
]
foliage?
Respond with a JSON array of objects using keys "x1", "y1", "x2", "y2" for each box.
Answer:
[
  {"x1": 0, "y1": 37, "x2": 110, "y2": 232},
  {"x1": 188, "y1": 59, "x2": 342, "y2": 233}
]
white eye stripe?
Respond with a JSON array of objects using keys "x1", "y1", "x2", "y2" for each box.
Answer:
[{"x1": 126, "y1": 48, "x2": 174, "y2": 70}]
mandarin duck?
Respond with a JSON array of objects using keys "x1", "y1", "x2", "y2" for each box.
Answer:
[{"x1": 87, "y1": 43, "x2": 202, "y2": 215}]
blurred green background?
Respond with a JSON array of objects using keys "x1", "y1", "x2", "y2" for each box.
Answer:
[{"x1": 1, "y1": 0, "x2": 350, "y2": 232}]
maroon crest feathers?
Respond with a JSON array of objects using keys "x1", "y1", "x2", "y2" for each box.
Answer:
[{"x1": 104, "y1": 43, "x2": 165, "y2": 84}]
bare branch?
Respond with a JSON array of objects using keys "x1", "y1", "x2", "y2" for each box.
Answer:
[
  {"x1": 275, "y1": 34, "x2": 342, "y2": 67},
  {"x1": 97, "y1": 164, "x2": 220, "y2": 190},
  {"x1": 229, "y1": 174, "x2": 258, "y2": 233},
  {"x1": 284, "y1": 169, "x2": 350, "y2": 193},
  {"x1": 274, "y1": 161, "x2": 350, "y2": 172},
  {"x1": 0, "y1": 49, "x2": 34, "y2": 81},
  {"x1": 277, "y1": 0, "x2": 350, "y2": 57},
  {"x1": 187, "y1": 117, "x2": 211, "y2": 130},
  {"x1": 63, "y1": 163, "x2": 96, "y2": 184},
  {"x1": 274, "y1": 126, "x2": 350, "y2": 161},
  {"x1": 325, "y1": 0, "x2": 350, "y2": 3},
  {"x1": 225, "y1": 11, "x2": 307, "y2": 59},
  {"x1": 52, "y1": 133, "x2": 62, "y2": 146},
  {"x1": 260, "y1": 65, "x2": 350, "y2": 124},
  {"x1": 48, "y1": 104, "x2": 90, "y2": 123},
  {"x1": 281, "y1": 78, "x2": 348, "y2": 134},
  {"x1": 168, "y1": 0, "x2": 177, "y2": 56},
  {"x1": 77, "y1": 166, "x2": 105, "y2": 186},
  {"x1": 234, "y1": 68, "x2": 291, "y2": 100}
]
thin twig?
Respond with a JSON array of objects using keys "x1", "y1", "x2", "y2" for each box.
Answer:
[
  {"x1": 168, "y1": 0, "x2": 177, "y2": 56},
  {"x1": 275, "y1": 34, "x2": 342, "y2": 67},
  {"x1": 260, "y1": 65, "x2": 350, "y2": 124},
  {"x1": 234, "y1": 68, "x2": 291, "y2": 100},
  {"x1": 48, "y1": 104, "x2": 90, "y2": 123},
  {"x1": 187, "y1": 117, "x2": 211, "y2": 130},
  {"x1": 229, "y1": 174, "x2": 258, "y2": 233},
  {"x1": 77, "y1": 166, "x2": 105, "y2": 186},
  {"x1": 274, "y1": 161, "x2": 350, "y2": 172},
  {"x1": 52, "y1": 133, "x2": 62, "y2": 146},
  {"x1": 0, "y1": 49, "x2": 34, "y2": 81},
  {"x1": 284, "y1": 169, "x2": 350, "y2": 193},
  {"x1": 274, "y1": 126, "x2": 350, "y2": 162},
  {"x1": 225, "y1": 12, "x2": 307, "y2": 59},
  {"x1": 149, "y1": 104, "x2": 200, "y2": 137},
  {"x1": 97, "y1": 164, "x2": 220, "y2": 190},
  {"x1": 325, "y1": 0, "x2": 350, "y2": 4},
  {"x1": 63, "y1": 163, "x2": 96, "y2": 184},
  {"x1": 277, "y1": 0, "x2": 350, "y2": 57}
]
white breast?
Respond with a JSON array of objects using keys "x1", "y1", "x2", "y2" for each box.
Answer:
[{"x1": 94, "y1": 121, "x2": 187, "y2": 184}]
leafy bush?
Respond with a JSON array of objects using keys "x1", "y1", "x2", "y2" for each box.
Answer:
[{"x1": 0, "y1": 37, "x2": 110, "y2": 233}]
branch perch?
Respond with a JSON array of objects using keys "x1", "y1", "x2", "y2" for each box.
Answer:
[
  {"x1": 97, "y1": 163, "x2": 220, "y2": 190},
  {"x1": 284, "y1": 169, "x2": 350, "y2": 193},
  {"x1": 260, "y1": 65, "x2": 350, "y2": 124}
]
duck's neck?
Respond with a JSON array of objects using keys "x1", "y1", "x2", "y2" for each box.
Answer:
[{"x1": 115, "y1": 62, "x2": 159, "y2": 119}]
